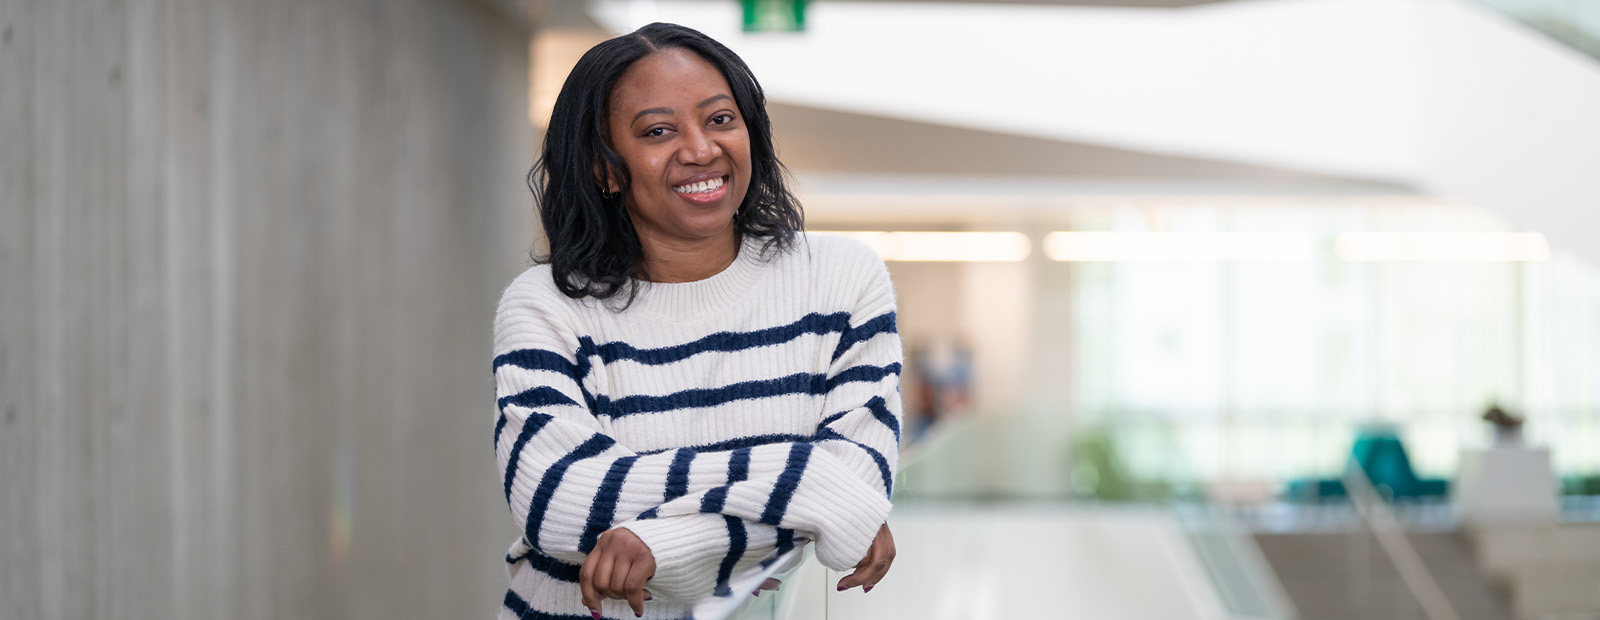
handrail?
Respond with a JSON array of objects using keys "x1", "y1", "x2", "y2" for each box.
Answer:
[
  {"x1": 1340, "y1": 461, "x2": 1462, "y2": 620},
  {"x1": 1176, "y1": 504, "x2": 1299, "y2": 620}
]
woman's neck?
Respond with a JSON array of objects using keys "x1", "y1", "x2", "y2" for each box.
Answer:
[{"x1": 637, "y1": 229, "x2": 741, "y2": 283}]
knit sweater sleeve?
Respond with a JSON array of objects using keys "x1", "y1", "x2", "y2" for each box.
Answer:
[
  {"x1": 492, "y1": 275, "x2": 892, "y2": 589},
  {"x1": 811, "y1": 246, "x2": 903, "y2": 500}
]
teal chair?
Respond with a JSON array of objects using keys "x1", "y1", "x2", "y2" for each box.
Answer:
[{"x1": 1286, "y1": 427, "x2": 1449, "y2": 502}]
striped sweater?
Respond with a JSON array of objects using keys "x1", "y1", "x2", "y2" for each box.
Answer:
[{"x1": 492, "y1": 234, "x2": 903, "y2": 620}]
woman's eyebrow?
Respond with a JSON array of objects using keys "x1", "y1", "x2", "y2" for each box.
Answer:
[
  {"x1": 631, "y1": 107, "x2": 673, "y2": 123},
  {"x1": 630, "y1": 95, "x2": 733, "y2": 124},
  {"x1": 697, "y1": 94, "x2": 732, "y2": 108}
]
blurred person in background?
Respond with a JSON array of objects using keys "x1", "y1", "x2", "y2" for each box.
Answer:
[{"x1": 490, "y1": 23, "x2": 902, "y2": 620}]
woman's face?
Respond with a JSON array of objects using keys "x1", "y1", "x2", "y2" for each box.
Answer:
[{"x1": 605, "y1": 48, "x2": 752, "y2": 252}]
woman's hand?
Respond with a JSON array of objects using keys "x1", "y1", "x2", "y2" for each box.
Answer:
[
  {"x1": 752, "y1": 578, "x2": 782, "y2": 596},
  {"x1": 836, "y1": 523, "x2": 895, "y2": 592},
  {"x1": 580, "y1": 528, "x2": 656, "y2": 618}
]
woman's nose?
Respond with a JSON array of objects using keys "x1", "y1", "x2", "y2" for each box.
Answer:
[{"x1": 677, "y1": 127, "x2": 720, "y2": 165}]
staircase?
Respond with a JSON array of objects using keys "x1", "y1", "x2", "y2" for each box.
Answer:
[{"x1": 1255, "y1": 531, "x2": 1513, "y2": 620}]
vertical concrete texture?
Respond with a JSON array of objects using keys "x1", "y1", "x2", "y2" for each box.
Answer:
[{"x1": 0, "y1": 0, "x2": 539, "y2": 618}]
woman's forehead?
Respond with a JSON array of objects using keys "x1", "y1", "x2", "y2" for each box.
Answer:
[{"x1": 610, "y1": 48, "x2": 733, "y2": 116}]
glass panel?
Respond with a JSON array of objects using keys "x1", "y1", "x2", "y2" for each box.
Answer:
[{"x1": 1469, "y1": 0, "x2": 1600, "y2": 59}]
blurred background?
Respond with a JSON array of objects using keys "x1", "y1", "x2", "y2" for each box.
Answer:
[{"x1": 3, "y1": 0, "x2": 1598, "y2": 618}]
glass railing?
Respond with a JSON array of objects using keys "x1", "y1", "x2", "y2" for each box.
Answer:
[
  {"x1": 1468, "y1": 0, "x2": 1600, "y2": 60},
  {"x1": 890, "y1": 408, "x2": 1600, "y2": 507},
  {"x1": 1176, "y1": 504, "x2": 1298, "y2": 620},
  {"x1": 723, "y1": 407, "x2": 1598, "y2": 619}
]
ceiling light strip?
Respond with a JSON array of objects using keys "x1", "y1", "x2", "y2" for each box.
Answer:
[
  {"x1": 1043, "y1": 232, "x2": 1320, "y2": 262},
  {"x1": 1334, "y1": 233, "x2": 1550, "y2": 262},
  {"x1": 810, "y1": 231, "x2": 1031, "y2": 262}
]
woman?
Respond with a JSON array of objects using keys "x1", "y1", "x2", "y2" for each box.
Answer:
[{"x1": 492, "y1": 23, "x2": 902, "y2": 620}]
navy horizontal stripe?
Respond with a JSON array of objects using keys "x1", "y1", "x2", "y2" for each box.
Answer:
[
  {"x1": 818, "y1": 409, "x2": 851, "y2": 429},
  {"x1": 498, "y1": 386, "x2": 579, "y2": 412},
  {"x1": 636, "y1": 507, "x2": 660, "y2": 521},
  {"x1": 598, "y1": 363, "x2": 897, "y2": 419},
  {"x1": 493, "y1": 348, "x2": 582, "y2": 379},
  {"x1": 832, "y1": 312, "x2": 897, "y2": 362},
  {"x1": 701, "y1": 485, "x2": 730, "y2": 513},
  {"x1": 639, "y1": 433, "x2": 811, "y2": 456},
  {"x1": 599, "y1": 372, "x2": 821, "y2": 418},
  {"x1": 590, "y1": 312, "x2": 851, "y2": 368},
  {"x1": 524, "y1": 434, "x2": 616, "y2": 550},
  {"x1": 702, "y1": 444, "x2": 751, "y2": 515},
  {"x1": 574, "y1": 337, "x2": 598, "y2": 376},
  {"x1": 493, "y1": 411, "x2": 509, "y2": 448},
  {"x1": 506, "y1": 546, "x2": 582, "y2": 583},
  {"x1": 760, "y1": 443, "x2": 813, "y2": 526},
  {"x1": 866, "y1": 396, "x2": 901, "y2": 443},
  {"x1": 665, "y1": 448, "x2": 693, "y2": 502},
  {"x1": 761, "y1": 528, "x2": 798, "y2": 569},
  {"x1": 503, "y1": 589, "x2": 595, "y2": 620},
  {"x1": 579, "y1": 456, "x2": 638, "y2": 553},
  {"x1": 496, "y1": 347, "x2": 600, "y2": 415},
  {"x1": 502, "y1": 413, "x2": 555, "y2": 503},
  {"x1": 714, "y1": 515, "x2": 747, "y2": 597},
  {"x1": 816, "y1": 428, "x2": 894, "y2": 498},
  {"x1": 728, "y1": 448, "x2": 751, "y2": 483},
  {"x1": 824, "y1": 362, "x2": 901, "y2": 392}
]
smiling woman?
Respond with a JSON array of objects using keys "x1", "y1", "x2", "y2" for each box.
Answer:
[
  {"x1": 496, "y1": 23, "x2": 902, "y2": 620},
  {"x1": 604, "y1": 48, "x2": 752, "y2": 279},
  {"x1": 530, "y1": 22, "x2": 803, "y2": 303}
]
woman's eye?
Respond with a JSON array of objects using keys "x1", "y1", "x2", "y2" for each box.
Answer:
[
  {"x1": 711, "y1": 114, "x2": 734, "y2": 125},
  {"x1": 646, "y1": 127, "x2": 668, "y2": 137}
]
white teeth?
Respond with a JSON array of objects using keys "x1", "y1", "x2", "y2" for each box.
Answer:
[{"x1": 674, "y1": 177, "x2": 725, "y2": 194}]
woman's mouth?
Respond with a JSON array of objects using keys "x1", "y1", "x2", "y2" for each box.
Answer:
[
  {"x1": 673, "y1": 176, "x2": 726, "y2": 195},
  {"x1": 671, "y1": 175, "x2": 730, "y2": 205}
]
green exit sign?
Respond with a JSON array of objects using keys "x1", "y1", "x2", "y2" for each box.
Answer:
[{"x1": 742, "y1": 0, "x2": 807, "y2": 32}]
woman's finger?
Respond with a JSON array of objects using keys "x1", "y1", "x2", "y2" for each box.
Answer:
[
  {"x1": 753, "y1": 577, "x2": 782, "y2": 596},
  {"x1": 837, "y1": 524, "x2": 895, "y2": 591},
  {"x1": 622, "y1": 556, "x2": 653, "y2": 617},
  {"x1": 836, "y1": 538, "x2": 877, "y2": 590},
  {"x1": 588, "y1": 543, "x2": 618, "y2": 616},
  {"x1": 580, "y1": 545, "x2": 604, "y2": 617},
  {"x1": 844, "y1": 546, "x2": 891, "y2": 590},
  {"x1": 607, "y1": 554, "x2": 634, "y2": 607},
  {"x1": 866, "y1": 525, "x2": 897, "y2": 590}
]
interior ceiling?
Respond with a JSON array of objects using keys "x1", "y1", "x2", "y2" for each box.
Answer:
[
  {"x1": 546, "y1": 0, "x2": 1237, "y2": 31},
  {"x1": 768, "y1": 102, "x2": 1412, "y2": 191},
  {"x1": 829, "y1": 0, "x2": 1231, "y2": 6}
]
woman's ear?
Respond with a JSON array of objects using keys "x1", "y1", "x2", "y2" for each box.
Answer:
[{"x1": 593, "y1": 161, "x2": 621, "y2": 195}]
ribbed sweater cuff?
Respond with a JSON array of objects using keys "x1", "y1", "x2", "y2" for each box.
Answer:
[
  {"x1": 619, "y1": 517, "x2": 721, "y2": 602},
  {"x1": 782, "y1": 452, "x2": 892, "y2": 571}
]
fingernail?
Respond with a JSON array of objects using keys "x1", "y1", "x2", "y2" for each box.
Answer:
[
  {"x1": 635, "y1": 614, "x2": 641, "y2": 618},
  {"x1": 836, "y1": 585, "x2": 847, "y2": 591},
  {"x1": 590, "y1": 612, "x2": 600, "y2": 620},
  {"x1": 752, "y1": 590, "x2": 760, "y2": 597},
  {"x1": 644, "y1": 594, "x2": 653, "y2": 601},
  {"x1": 864, "y1": 585, "x2": 874, "y2": 593}
]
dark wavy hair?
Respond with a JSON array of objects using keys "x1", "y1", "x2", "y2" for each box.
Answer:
[{"x1": 528, "y1": 22, "x2": 804, "y2": 302}]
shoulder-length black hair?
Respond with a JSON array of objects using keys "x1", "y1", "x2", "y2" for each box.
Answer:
[{"x1": 529, "y1": 22, "x2": 804, "y2": 302}]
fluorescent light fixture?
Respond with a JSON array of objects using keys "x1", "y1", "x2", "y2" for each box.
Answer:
[
  {"x1": 1334, "y1": 233, "x2": 1550, "y2": 262},
  {"x1": 811, "y1": 231, "x2": 1031, "y2": 262},
  {"x1": 1043, "y1": 232, "x2": 1319, "y2": 262}
]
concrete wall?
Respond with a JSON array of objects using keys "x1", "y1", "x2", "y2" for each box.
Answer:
[{"x1": 1, "y1": 1, "x2": 537, "y2": 618}]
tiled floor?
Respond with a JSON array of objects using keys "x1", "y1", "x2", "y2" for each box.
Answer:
[{"x1": 745, "y1": 503, "x2": 1233, "y2": 620}]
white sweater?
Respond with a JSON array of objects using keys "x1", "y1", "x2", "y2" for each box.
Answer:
[{"x1": 492, "y1": 234, "x2": 903, "y2": 620}]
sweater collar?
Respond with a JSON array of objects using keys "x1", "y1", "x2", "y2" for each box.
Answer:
[{"x1": 623, "y1": 235, "x2": 768, "y2": 323}]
